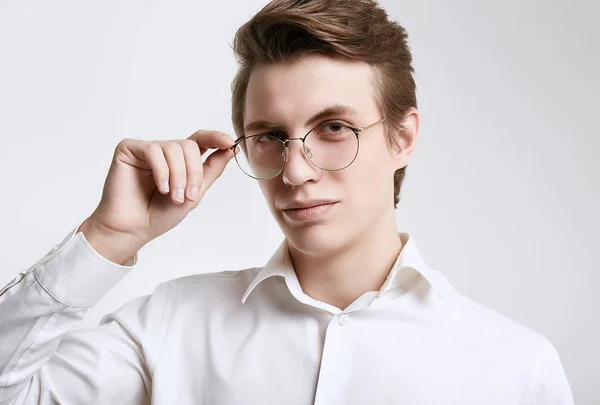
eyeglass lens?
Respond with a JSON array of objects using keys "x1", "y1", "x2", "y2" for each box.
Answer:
[{"x1": 233, "y1": 123, "x2": 359, "y2": 180}]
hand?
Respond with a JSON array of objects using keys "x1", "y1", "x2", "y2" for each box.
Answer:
[{"x1": 80, "y1": 130, "x2": 235, "y2": 264}]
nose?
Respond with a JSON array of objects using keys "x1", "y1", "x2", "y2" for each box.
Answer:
[{"x1": 281, "y1": 138, "x2": 321, "y2": 186}]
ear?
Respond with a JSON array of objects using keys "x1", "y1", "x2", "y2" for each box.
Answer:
[{"x1": 389, "y1": 107, "x2": 419, "y2": 170}]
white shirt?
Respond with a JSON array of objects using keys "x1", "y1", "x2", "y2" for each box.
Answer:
[{"x1": 0, "y1": 221, "x2": 574, "y2": 405}]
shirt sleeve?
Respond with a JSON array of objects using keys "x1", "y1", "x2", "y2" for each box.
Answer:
[
  {"x1": 530, "y1": 337, "x2": 575, "y2": 405},
  {"x1": 0, "y1": 222, "x2": 167, "y2": 405}
]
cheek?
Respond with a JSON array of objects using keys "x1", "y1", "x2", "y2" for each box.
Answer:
[
  {"x1": 257, "y1": 181, "x2": 276, "y2": 208},
  {"x1": 344, "y1": 147, "x2": 394, "y2": 206},
  {"x1": 257, "y1": 180, "x2": 287, "y2": 222}
]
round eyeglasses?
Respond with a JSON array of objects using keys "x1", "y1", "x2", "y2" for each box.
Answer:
[{"x1": 230, "y1": 117, "x2": 385, "y2": 180}]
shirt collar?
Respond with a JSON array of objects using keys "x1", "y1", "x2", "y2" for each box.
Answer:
[
  {"x1": 241, "y1": 233, "x2": 449, "y2": 304},
  {"x1": 241, "y1": 239, "x2": 290, "y2": 304}
]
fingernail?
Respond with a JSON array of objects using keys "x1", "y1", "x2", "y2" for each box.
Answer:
[
  {"x1": 162, "y1": 182, "x2": 170, "y2": 192},
  {"x1": 188, "y1": 186, "x2": 199, "y2": 201},
  {"x1": 175, "y1": 188, "x2": 184, "y2": 202}
]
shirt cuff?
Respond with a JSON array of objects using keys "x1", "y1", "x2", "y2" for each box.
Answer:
[{"x1": 32, "y1": 222, "x2": 138, "y2": 308}]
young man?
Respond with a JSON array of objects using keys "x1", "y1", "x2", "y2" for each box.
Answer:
[{"x1": 0, "y1": 0, "x2": 573, "y2": 404}]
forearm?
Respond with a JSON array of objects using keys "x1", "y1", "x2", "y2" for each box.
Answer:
[
  {"x1": 0, "y1": 271, "x2": 87, "y2": 403},
  {"x1": 0, "y1": 223, "x2": 135, "y2": 403}
]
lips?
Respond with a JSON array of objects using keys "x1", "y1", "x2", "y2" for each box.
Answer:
[
  {"x1": 282, "y1": 201, "x2": 338, "y2": 222},
  {"x1": 281, "y1": 199, "x2": 339, "y2": 210}
]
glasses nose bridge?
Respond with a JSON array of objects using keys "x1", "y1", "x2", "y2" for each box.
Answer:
[
  {"x1": 281, "y1": 136, "x2": 312, "y2": 164},
  {"x1": 281, "y1": 137, "x2": 306, "y2": 157},
  {"x1": 281, "y1": 137, "x2": 305, "y2": 148}
]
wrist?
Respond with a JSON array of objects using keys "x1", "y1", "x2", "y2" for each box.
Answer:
[{"x1": 77, "y1": 219, "x2": 144, "y2": 266}]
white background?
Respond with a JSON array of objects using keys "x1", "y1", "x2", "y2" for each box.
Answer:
[{"x1": 0, "y1": 0, "x2": 597, "y2": 403}]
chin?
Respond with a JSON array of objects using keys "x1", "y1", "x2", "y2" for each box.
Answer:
[{"x1": 281, "y1": 221, "x2": 348, "y2": 257}]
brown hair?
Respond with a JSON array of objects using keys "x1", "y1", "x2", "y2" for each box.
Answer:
[{"x1": 231, "y1": 0, "x2": 417, "y2": 207}]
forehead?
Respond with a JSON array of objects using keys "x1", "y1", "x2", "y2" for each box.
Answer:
[{"x1": 244, "y1": 54, "x2": 380, "y2": 126}]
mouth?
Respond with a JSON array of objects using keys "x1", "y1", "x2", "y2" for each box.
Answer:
[{"x1": 282, "y1": 201, "x2": 338, "y2": 222}]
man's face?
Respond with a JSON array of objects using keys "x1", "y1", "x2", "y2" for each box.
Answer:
[{"x1": 243, "y1": 54, "x2": 415, "y2": 255}]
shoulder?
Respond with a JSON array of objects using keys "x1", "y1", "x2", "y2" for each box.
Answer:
[
  {"x1": 424, "y1": 269, "x2": 547, "y2": 347},
  {"x1": 434, "y1": 274, "x2": 572, "y2": 392},
  {"x1": 433, "y1": 270, "x2": 552, "y2": 351},
  {"x1": 156, "y1": 267, "x2": 261, "y2": 307}
]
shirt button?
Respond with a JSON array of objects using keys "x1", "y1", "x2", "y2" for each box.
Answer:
[{"x1": 339, "y1": 314, "x2": 349, "y2": 326}]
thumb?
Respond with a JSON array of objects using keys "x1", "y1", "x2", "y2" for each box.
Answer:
[{"x1": 199, "y1": 148, "x2": 235, "y2": 196}]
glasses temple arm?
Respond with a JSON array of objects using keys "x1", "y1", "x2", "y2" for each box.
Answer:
[
  {"x1": 359, "y1": 117, "x2": 386, "y2": 131},
  {"x1": 229, "y1": 137, "x2": 246, "y2": 151}
]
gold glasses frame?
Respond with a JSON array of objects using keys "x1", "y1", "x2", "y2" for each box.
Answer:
[{"x1": 230, "y1": 117, "x2": 386, "y2": 180}]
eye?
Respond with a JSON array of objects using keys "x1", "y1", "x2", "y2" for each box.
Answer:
[
  {"x1": 314, "y1": 122, "x2": 353, "y2": 137},
  {"x1": 256, "y1": 131, "x2": 284, "y2": 143},
  {"x1": 321, "y1": 122, "x2": 346, "y2": 133}
]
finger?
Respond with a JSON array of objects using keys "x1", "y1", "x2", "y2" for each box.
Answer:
[
  {"x1": 121, "y1": 140, "x2": 171, "y2": 194},
  {"x1": 198, "y1": 148, "x2": 235, "y2": 198},
  {"x1": 177, "y1": 139, "x2": 203, "y2": 203},
  {"x1": 187, "y1": 130, "x2": 235, "y2": 155},
  {"x1": 160, "y1": 142, "x2": 187, "y2": 204}
]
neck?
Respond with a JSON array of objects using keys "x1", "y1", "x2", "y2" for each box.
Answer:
[{"x1": 288, "y1": 211, "x2": 403, "y2": 311}]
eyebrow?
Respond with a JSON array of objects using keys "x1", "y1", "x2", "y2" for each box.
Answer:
[{"x1": 243, "y1": 104, "x2": 359, "y2": 134}]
